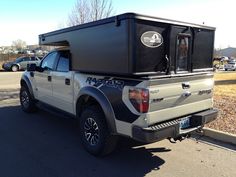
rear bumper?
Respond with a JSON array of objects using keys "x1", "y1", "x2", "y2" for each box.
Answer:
[{"x1": 132, "y1": 109, "x2": 218, "y2": 143}]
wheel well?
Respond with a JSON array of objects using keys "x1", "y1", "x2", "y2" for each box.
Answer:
[
  {"x1": 76, "y1": 89, "x2": 117, "y2": 133},
  {"x1": 12, "y1": 64, "x2": 19, "y2": 68},
  {"x1": 20, "y1": 79, "x2": 28, "y2": 88},
  {"x1": 76, "y1": 95, "x2": 102, "y2": 118}
]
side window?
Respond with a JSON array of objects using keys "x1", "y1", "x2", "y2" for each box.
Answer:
[
  {"x1": 41, "y1": 52, "x2": 58, "y2": 71},
  {"x1": 56, "y1": 52, "x2": 69, "y2": 72},
  {"x1": 23, "y1": 57, "x2": 30, "y2": 62},
  {"x1": 176, "y1": 34, "x2": 190, "y2": 72},
  {"x1": 16, "y1": 58, "x2": 23, "y2": 63},
  {"x1": 31, "y1": 57, "x2": 36, "y2": 61}
]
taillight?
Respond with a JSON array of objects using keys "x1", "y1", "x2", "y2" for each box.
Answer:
[{"x1": 129, "y1": 88, "x2": 149, "y2": 113}]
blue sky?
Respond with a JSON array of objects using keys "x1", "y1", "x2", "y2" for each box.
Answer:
[{"x1": 0, "y1": 0, "x2": 234, "y2": 48}]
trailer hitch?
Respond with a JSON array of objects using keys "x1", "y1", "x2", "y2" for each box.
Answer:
[{"x1": 168, "y1": 134, "x2": 191, "y2": 143}]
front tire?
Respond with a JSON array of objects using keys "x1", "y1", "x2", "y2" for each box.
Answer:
[
  {"x1": 79, "y1": 106, "x2": 118, "y2": 156},
  {"x1": 20, "y1": 86, "x2": 37, "y2": 113},
  {"x1": 11, "y1": 65, "x2": 19, "y2": 72}
]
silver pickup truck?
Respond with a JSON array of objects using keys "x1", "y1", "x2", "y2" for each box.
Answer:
[{"x1": 20, "y1": 13, "x2": 218, "y2": 156}]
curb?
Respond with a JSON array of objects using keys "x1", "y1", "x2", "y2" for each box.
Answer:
[{"x1": 201, "y1": 128, "x2": 236, "y2": 145}]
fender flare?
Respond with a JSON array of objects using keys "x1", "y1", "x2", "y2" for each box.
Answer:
[
  {"x1": 76, "y1": 86, "x2": 117, "y2": 134},
  {"x1": 20, "y1": 74, "x2": 35, "y2": 99}
]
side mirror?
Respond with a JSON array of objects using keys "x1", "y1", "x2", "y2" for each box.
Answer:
[
  {"x1": 27, "y1": 63, "x2": 37, "y2": 71},
  {"x1": 27, "y1": 64, "x2": 44, "y2": 72},
  {"x1": 36, "y1": 66, "x2": 44, "y2": 72}
]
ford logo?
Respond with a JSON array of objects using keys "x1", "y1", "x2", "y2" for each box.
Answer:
[{"x1": 141, "y1": 31, "x2": 163, "y2": 48}]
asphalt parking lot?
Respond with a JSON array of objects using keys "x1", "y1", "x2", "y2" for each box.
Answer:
[{"x1": 0, "y1": 72, "x2": 236, "y2": 177}]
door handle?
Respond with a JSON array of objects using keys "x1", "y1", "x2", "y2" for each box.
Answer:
[
  {"x1": 65, "y1": 78, "x2": 70, "y2": 85},
  {"x1": 48, "y1": 76, "x2": 52, "y2": 82}
]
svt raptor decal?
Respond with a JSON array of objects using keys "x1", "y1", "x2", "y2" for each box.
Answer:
[{"x1": 86, "y1": 77, "x2": 125, "y2": 90}]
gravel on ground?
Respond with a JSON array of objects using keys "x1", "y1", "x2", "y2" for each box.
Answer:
[
  {"x1": 206, "y1": 72, "x2": 236, "y2": 135},
  {"x1": 206, "y1": 95, "x2": 236, "y2": 134}
]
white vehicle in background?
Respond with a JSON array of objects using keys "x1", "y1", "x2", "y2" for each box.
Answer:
[{"x1": 224, "y1": 61, "x2": 236, "y2": 71}]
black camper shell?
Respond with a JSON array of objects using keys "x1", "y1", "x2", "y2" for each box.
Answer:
[{"x1": 39, "y1": 13, "x2": 215, "y2": 76}]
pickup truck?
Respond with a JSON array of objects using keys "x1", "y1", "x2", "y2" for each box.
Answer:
[{"x1": 20, "y1": 13, "x2": 218, "y2": 156}]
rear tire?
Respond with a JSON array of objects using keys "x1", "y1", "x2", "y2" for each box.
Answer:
[
  {"x1": 20, "y1": 86, "x2": 37, "y2": 113},
  {"x1": 11, "y1": 65, "x2": 19, "y2": 72},
  {"x1": 79, "y1": 106, "x2": 118, "y2": 156}
]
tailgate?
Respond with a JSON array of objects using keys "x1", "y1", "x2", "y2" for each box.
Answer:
[{"x1": 146, "y1": 74, "x2": 214, "y2": 125}]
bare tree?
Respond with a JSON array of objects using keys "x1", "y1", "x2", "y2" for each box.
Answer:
[
  {"x1": 12, "y1": 39, "x2": 27, "y2": 51},
  {"x1": 68, "y1": 0, "x2": 114, "y2": 26}
]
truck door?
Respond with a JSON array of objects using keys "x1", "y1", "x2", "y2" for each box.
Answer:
[
  {"x1": 34, "y1": 52, "x2": 58, "y2": 105},
  {"x1": 51, "y1": 51, "x2": 74, "y2": 114}
]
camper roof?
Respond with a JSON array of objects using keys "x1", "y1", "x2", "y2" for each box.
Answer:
[{"x1": 39, "y1": 13, "x2": 215, "y2": 46}]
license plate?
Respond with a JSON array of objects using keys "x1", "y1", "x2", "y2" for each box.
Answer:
[{"x1": 179, "y1": 117, "x2": 190, "y2": 129}]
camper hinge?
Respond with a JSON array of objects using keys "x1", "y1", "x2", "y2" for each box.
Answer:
[{"x1": 115, "y1": 16, "x2": 120, "y2": 27}]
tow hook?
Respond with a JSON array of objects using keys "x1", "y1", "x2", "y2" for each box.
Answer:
[{"x1": 168, "y1": 134, "x2": 191, "y2": 143}]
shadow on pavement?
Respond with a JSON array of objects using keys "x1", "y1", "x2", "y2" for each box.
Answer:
[{"x1": 0, "y1": 105, "x2": 167, "y2": 177}]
